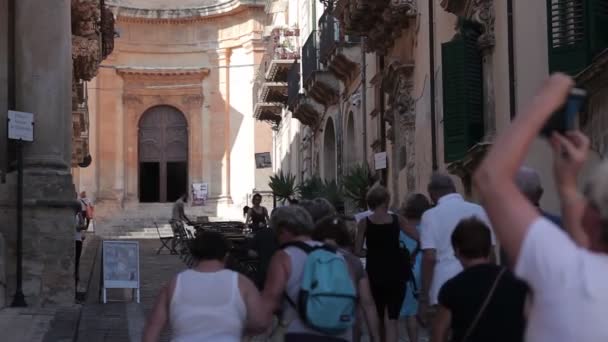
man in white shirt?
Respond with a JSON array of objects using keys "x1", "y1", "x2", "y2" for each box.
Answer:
[
  {"x1": 419, "y1": 173, "x2": 493, "y2": 316},
  {"x1": 475, "y1": 74, "x2": 608, "y2": 341}
]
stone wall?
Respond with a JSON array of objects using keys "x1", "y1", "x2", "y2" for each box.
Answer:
[{"x1": 0, "y1": 232, "x2": 6, "y2": 308}]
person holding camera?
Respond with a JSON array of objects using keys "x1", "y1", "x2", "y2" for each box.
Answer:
[{"x1": 474, "y1": 74, "x2": 608, "y2": 341}]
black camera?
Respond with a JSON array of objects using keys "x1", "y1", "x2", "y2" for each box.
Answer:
[{"x1": 540, "y1": 88, "x2": 587, "y2": 138}]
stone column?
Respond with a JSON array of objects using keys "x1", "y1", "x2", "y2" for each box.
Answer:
[
  {"x1": 218, "y1": 49, "x2": 232, "y2": 203},
  {"x1": 10, "y1": 0, "x2": 75, "y2": 306}
]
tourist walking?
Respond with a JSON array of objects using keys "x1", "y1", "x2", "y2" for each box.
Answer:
[
  {"x1": 419, "y1": 174, "x2": 494, "y2": 323},
  {"x1": 355, "y1": 185, "x2": 420, "y2": 342},
  {"x1": 313, "y1": 215, "x2": 381, "y2": 342},
  {"x1": 399, "y1": 193, "x2": 431, "y2": 342},
  {"x1": 515, "y1": 166, "x2": 562, "y2": 226},
  {"x1": 262, "y1": 205, "x2": 355, "y2": 342},
  {"x1": 142, "y1": 231, "x2": 267, "y2": 342},
  {"x1": 431, "y1": 218, "x2": 527, "y2": 342},
  {"x1": 246, "y1": 193, "x2": 270, "y2": 232},
  {"x1": 474, "y1": 74, "x2": 608, "y2": 341},
  {"x1": 79, "y1": 191, "x2": 94, "y2": 230}
]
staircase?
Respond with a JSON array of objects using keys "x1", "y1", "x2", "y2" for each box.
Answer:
[{"x1": 92, "y1": 202, "x2": 223, "y2": 239}]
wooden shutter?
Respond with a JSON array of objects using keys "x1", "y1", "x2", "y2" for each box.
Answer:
[
  {"x1": 548, "y1": 0, "x2": 608, "y2": 75},
  {"x1": 441, "y1": 23, "x2": 484, "y2": 163}
]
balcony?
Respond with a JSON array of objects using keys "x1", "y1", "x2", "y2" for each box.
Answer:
[
  {"x1": 319, "y1": 9, "x2": 361, "y2": 83},
  {"x1": 265, "y1": 27, "x2": 300, "y2": 83},
  {"x1": 286, "y1": 61, "x2": 323, "y2": 127},
  {"x1": 302, "y1": 30, "x2": 339, "y2": 106},
  {"x1": 333, "y1": 0, "x2": 417, "y2": 54}
]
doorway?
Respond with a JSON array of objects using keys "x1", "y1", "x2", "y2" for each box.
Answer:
[{"x1": 138, "y1": 106, "x2": 188, "y2": 203}]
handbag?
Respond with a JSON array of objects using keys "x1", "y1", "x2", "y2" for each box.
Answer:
[{"x1": 461, "y1": 267, "x2": 507, "y2": 342}]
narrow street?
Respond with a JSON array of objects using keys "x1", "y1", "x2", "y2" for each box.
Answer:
[{"x1": 77, "y1": 239, "x2": 185, "y2": 342}]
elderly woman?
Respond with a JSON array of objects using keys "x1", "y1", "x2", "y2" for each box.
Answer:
[
  {"x1": 262, "y1": 205, "x2": 352, "y2": 342},
  {"x1": 474, "y1": 74, "x2": 608, "y2": 340},
  {"x1": 355, "y1": 185, "x2": 419, "y2": 342},
  {"x1": 142, "y1": 231, "x2": 267, "y2": 342}
]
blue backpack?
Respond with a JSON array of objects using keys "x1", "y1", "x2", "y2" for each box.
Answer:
[{"x1": 283, "y1": 242, "x2": 357, "y2": 335}]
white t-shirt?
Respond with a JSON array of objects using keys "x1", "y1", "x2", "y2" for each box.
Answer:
[
  {"x1": 420, "y1": 193, "x2": 493, "y2": 305},
  {"x1": 515, "y1": 218, "x2": 608, "y2": 341}
]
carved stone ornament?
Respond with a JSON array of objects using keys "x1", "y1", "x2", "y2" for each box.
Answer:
[
  {"x1": 382, "y1": 62, "x2": 415, "y2": 137},
  {"x1": 441, "y1": 0, "x2": 495, "y2": 51},
  {"x1": 469, "y1": 0, "x2": 495, "y2": 51},
  {"x1": 72, "y1": 0, "x2": 101, "y2": 81},
  {"x1": 123, "y1": 94, "x2": 143, "y2": 105}
]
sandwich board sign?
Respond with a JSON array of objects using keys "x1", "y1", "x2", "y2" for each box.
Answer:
[{"x1": 102, "y1": 240, "x2": 140, "y2": 303}]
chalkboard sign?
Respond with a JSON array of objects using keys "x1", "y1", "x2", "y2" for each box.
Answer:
[{"x1": 102, "y1": 241, "x2": 140, "y2": 303}]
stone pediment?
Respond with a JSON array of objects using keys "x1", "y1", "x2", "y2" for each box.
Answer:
[{"x1": 107, "y1": 0, "x2": 262, "y2": 19}]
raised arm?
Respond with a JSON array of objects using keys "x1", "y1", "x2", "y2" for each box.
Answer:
[
  {"x1": 473, "y1": 74, "x2": 574, "y2": 263},
  {"x1": 354, "y1": 219, "x2": 367, "y2": 257},
  {"x1": 551, "y1": 131, "x2": 592, "y2": 248},
  {"x1": 245, "y1": 208, "x2": 253, "y2": 225}
]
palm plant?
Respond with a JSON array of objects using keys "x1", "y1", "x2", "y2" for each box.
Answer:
[
  {"x1": 268, "y1": 171, "x2": 298, "y2": 203},
  {"x1": 321, "y1": 179, "x2": 345, "y2": 212},
  {"x1": 342, "y1": 164, "x2": 376, "y2": 210},
  {"x1": 298, "y1": 175, "x2": 325, "y2": 200}
]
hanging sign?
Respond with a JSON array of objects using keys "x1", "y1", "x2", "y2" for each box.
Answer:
[
  {"x1": 192, "y1": 183, "x2": 208, "y2": 206},
  {"x1": 8, "y1": 111, "x2": 34, "y2": 142},
  {"x1": 374, "y1": 152, "x2": 387, "y2": 170}
]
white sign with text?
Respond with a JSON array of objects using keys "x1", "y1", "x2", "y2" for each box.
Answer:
[
  {"x1": 8, "y1": 111, "x2": 34, "y2": 142},
  {"x1": 374, "y1": 152, "x2": 387, "y2": 170}
]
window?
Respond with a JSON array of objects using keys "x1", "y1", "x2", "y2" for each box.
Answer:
[
  {"x1": 547, "y1": 0, "x2": 608, "y2": 75},
  {"x1": 441, "y1": 21, "x2": 484, "y2": 163}
]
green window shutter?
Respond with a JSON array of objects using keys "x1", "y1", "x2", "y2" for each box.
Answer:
[
  {"x1": 442, "y1": 23, "x2": 484, "y2": 163},
  {"x1": 589, "y1": 0, "x2": 608, "y2": 57},
  {"x1": 547, "y1": 0, "x2": 608, "y2": 75}
]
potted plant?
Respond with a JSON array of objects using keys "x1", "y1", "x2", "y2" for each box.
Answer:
[{"x1": 298, "y1": 175, "x2": 325, "y2": 200}]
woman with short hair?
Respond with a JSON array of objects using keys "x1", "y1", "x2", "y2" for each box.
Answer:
[
  {"x1": 355, "y1": 185, "x2": 420, "y2": 342},
  {"x1": 142, "y1": 231, "x2": 267, "y2": 342}
]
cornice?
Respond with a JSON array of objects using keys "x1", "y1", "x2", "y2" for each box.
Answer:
[
  {"x1": 107, "y1": 0, "x2": 263, "y2": 21},
  {"x1": 115, "y1": 66, "x2": 211, "y2": 77}
]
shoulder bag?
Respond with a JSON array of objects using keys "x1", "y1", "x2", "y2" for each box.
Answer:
[{"x1": 461, "y1": 267, "x2": 507, "y2": 342}]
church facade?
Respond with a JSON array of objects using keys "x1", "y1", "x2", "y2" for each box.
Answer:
[{"x1": 76, "y1": 0, "x2": 273, "y2": 218}]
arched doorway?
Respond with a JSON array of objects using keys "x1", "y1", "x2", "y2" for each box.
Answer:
[
  {"x1": 323, "y1": 118, "x2": 337, "y2": 181},
  {"x1": 345, "y1": 111, "x2": 356, "y2": 170},
  {"x1": 138, "y1": 105, "x2": 188, "y2": 203}
]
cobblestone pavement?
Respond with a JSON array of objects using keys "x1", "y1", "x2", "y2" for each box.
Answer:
[
  {"x1": 77, "y1": 239, "x2": 185, "y2": 342},
  {"x1": 74, "y1": 238, "x2": 429, "y2": 342}
]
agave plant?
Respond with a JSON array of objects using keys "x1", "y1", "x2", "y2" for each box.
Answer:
[
  {"x1": 342, "y1": 164, "x2": 376, "y2": 210},
  {"x1": 298, "y1": 175, "x2": 325, "y2": 200},
  {"x1": 268, "y1": 171, "x2": 298, "y2": 202},
  {"x1": 321, "y1": 179, "x2": 345, "y2": 212}
]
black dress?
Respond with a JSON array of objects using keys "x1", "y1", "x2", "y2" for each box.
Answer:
[
  {"x1": 365, "y1": 214, "x2": 407, "y2": 320},
  {"x1": 249, "y1": 207, "x2": 267, "y2": 232}
]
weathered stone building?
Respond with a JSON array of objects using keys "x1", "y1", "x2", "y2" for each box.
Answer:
[
  {"x1": 258, "y1": 0, "x2": 608, "y2": 212},
  {"x1": 0, "y1": 0, "x2": 274, "y2": 306},
  {"x1": 76, "y1": 0, "x2": 273, "y2": 220}
]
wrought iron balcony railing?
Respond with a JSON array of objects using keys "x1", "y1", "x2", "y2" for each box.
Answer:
[
  {"x1": 302, "y1": 31, "x2": 320, "y2": 85},
  {"x1": 287, "y1": 62, "x2": 301, "y2": 110},
  {"x1": 319, "y1": 10, "x2": 340, "y2": 64}
]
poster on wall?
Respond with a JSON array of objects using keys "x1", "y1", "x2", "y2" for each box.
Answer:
[
  {"x1": 192, "y1": 183, "x2": 208, "y2": 206},
  {"x1": 102, "y1": 240, "x2": 140, "y2": 303},
  {"x1": 255, "y1": 152, "x2": 272, "y2": 169}
]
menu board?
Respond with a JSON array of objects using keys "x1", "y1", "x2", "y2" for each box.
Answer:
[{"x1": 102, "y1": 241, "x2": 140, "y2": 294}]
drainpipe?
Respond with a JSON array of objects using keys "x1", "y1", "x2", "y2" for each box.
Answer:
[
  {"x1": 379, "y1": 56, "x2": 387, "y2": 185},
  {"x1": 429, "y1": 0, "x2": 438, "y2": 170},
  {"x1": 361, "y1": 38, "x2": 368, "y2": 167},
  {"x1": 507, "y1": 0, "x2": 516, "y2": 119}
]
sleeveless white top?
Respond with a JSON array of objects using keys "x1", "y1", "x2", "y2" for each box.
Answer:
[{"x1": 169, "y1": 269, "x2": 246, "y2": 342}]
